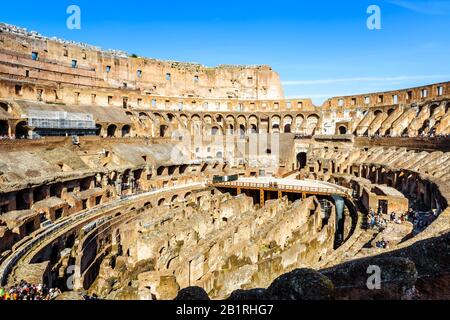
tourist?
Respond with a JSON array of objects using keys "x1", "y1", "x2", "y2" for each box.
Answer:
[
  {"x1": 0, "y1": 280, "x2": 60, "y2": 301},
  {"x1": 390, "y1": 212, "x2": 396, "y2": 222}
]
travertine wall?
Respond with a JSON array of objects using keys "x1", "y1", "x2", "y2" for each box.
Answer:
[{"x1": 0, "y1": 24, "x2": 284, "y2": 101}]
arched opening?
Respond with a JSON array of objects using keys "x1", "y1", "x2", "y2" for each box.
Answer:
[
  {"x1": 374, "y1": 110, "x2": 383, "y2": 116},
  {"x1": 15, "y1": 121, "x2": 28, "y2": 139},
  {"x1": 387, "y1": 108, "x2": 395, "y2": 116},
  {"x1": 107, "y1": 124, "x2": 117, "y2": 137},
  {"x1": 227, "y1": 124, "x2": 234, "y2": 135},
  {"x1": 16, "y1": 190, "x2": 30, "y2": 210},
  {"x1": 50, "y1": 183, "x2": 63, "y2": 198},
  {"x1": 160, "y1": 125, "x2": 168, "y2": 137},
  {"x1": 179, "y1": 165, "x2": 188, "y2": 174},
  {"x1": 167, "y1": 113, "x2": 175, "y2": 123},
  {"x1": 157, "y1": 166, "x2": 165, "y2": 176},
  {"x1": 211, "y1": 126, "x2": 219, "y2": 136},
  {"x1": 184, "y1": 192, "x2": 192, "y2": 200},
  {"x1": 168, "y1": 166, "x2": 177, "y2": 175},
  {"x1": 239, "y1": 125, "x2": 246, "y2": 138},
  {"x1": 0, "y1": 102, "x2": 8, "y2": 112},
  {"x1": 121, "y1": 125, "x2": 131, "y2": 137},
  {"x1": 33, "y1": 186, "x2": 47, "y2": 203},
  {"x1": 95, "y1": 124, "x2": 102, "y2": 136},
  {"x1": 216, "y1": 151, "x2": 223, "y2": 158},
  {"x1": 306, "y1": 115, "x2": 319, "y2": 135},
  {"x1": 272, "y1": 123, "x2": 280, "y2": 133},
  {"x1": 158, "y1": 198, "x2": 166, "y2": 206},
  {"x1": 0, "y1": 120, "x2": 9, "y2": 137},
  {"x1": 429, "y1": 104, "x2": 440, "y2": 116},
  {"x1": 171, "y1": 195, "x2": 178, "y2": 203},
  {"x1": 338, "y1": 126, "x2": 347, "y2": 135},
  {"x1": 80, "y1": 177, "x2": 92, "y2": 191},
  {"x1": 284, "y1": 123, "x2": 291, "y2": 133},
  {"x1": 297, "y1": 152, "x2": 307, "y2": 170},
  {"x1": 250, "y1": 124, "x2": 258, "y2": 134}
]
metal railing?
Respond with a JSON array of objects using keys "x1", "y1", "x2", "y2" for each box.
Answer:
[
  {"x1": 210, "y1": 181, "x2": 352, "y2": 197},
  {"x1": 0, "y1": 182, "x2": 205, "y2": 286}
]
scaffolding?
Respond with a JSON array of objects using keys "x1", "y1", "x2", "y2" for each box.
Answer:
[{"x1": 27, "y1": 109, "x2": 96, "y2": 129}]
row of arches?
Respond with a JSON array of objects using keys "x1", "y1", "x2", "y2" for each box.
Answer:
[{"x1": 136, "y1": 110, "x2": 322, "y2": 137}]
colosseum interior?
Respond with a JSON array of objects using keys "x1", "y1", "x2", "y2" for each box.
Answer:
[{"x1": 0, "y1": 22, "x2": 449, "y2": 301}]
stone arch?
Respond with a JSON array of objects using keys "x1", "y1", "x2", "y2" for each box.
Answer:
[
  {"x1": 374, "y1": 109, "x2": 383, "y2": 116},
  {"x1": 248, "y1": 115, "x2": 259, "y2": 133},
  {"x1": 153, "y1": 112, "x2": 163, "y2": 119},
  {"x1": 283, "y1": 115, "x2": 293, "y2": 133},
  {"x1": 239, "y1": 124, "x2": 246, "y2": 138},
  {"x1": 15, "y1": 121, "x2": 28, "y2": 139},
  {"x1": 157, "y1": 166, "x2": 166, "y2": 176},
  {"x1": 297, "y1": 152, "x2": 307, "y2": 170},
  {"x1": 107, "y1": 124, "x2": 117, "y2": 137},
  {"x1": 211, "y1": 126, "x2": 220, "y2": 136},
  {"x1": 179, "y1": 114, "x2": 189, "y2": 128},
  {"x1": 271, "y1": 115, "x2": 281, "y2": 133},
  {"x1": 166, "y1": 113, "x2": 175, "y2": 122},
  {"x1": 179, "y1": 164, "x2": 188, "y2": 175},
  {"x1": 95, "y1": 124, "x2": 102, "y2": 136},
  {"x1": 294, "y1": 115, "x2": 305, "y2": 133},
  {"x1": 237, "y1": 115, "x2": 247, "y2": 126},
  {"x1": 0, "y1": 120, "x2": 9, "y2": 136},
  {"x1": 203, "y1": 114, "x2": 213, "y2": 125},
  {"x1": 191, "y1": 114, "x2": 202, "y2": 135},
  {"x1": 158, "y1": 198, "x2": 166, "y2": 206},
  {"x1": 168, "y1": 165, "x2": 178, "y2": 175},
  {"x1": 429, "y1": 103, "x2": 440, "y2": 116},
  {"x1": 306, "y1": 114, "x2": 319, "y2": 135},
  {"x1": 0, "y1": 102, "x2": 9, "y2": 113},
  {"x1": 171, "y1": 195, "x2": 179, "y2": 203},
  {"x1": 160, "y1": 125, "x2": 168, "y2": 137},
  {"x1": 216, "y1": 114, "x2": 224, "y2": 123},
  {"x1": 184, "y1": 192, "x2": 192, "y2": 200},
  {"x1": 338, "y1": 125, "x2": 347, "y2": 135},
  {"x1": 121, "y1": 125, "x2": 131, "y2": 137},
  {"x1": 139, "y1": 112, "x2": 149, "y2": 119}
]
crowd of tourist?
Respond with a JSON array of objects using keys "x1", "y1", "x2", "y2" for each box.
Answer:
[
  {"x1": 408, "y1": 208, "x2": 440, "y2": 232},
  {"x1": 367, "y1": 207, "x2": 440, "y2": 235},
  {"x1": 0, "y1": 281, "x2": 61, "y2": 300},
  {"x1": 375, "y1": 238, "x2": 390, "y2": 249}
]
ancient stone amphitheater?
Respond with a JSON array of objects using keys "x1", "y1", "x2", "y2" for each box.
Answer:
[{"x1": 0, "y1": 23, "x2": 449, "y2": 300}]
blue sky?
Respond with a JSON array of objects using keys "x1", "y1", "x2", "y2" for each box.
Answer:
[{"x1": 1, "y1": 0, "x2": 449, "y2": 104}]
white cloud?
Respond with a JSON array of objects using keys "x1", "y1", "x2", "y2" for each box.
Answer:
[
  {"x1": 389, "y1": 0, "x2": 450, "y2": 15},
  {"x1": 282, "y1": 74, "x2": 450, "y2": 86}
]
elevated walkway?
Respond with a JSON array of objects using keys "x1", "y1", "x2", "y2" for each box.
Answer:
[{"x1": 209, "y1": 177, "x2": 352, "y2": 206}]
